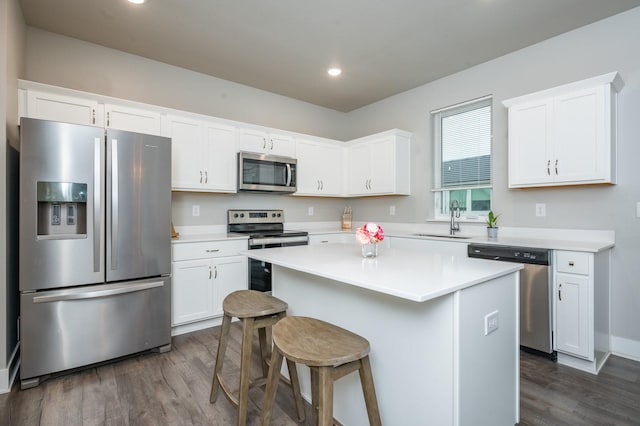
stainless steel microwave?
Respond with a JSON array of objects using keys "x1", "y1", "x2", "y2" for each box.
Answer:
[{"x1": 237, "y1": 152, "x2": 297, "y2": 193}]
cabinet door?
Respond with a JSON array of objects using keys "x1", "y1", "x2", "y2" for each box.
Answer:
[
  {"x1": 105, "y1": 104, "x2": 162, "y2": 136},
  {"x1": 295, "y1": 140, "x2": 342, "y2": 196},
  {"x1": 369, "y1": 138, "x2": 396, "y2": 194},
  {"x1": 508, "y1": 99, "x2": 553, "y2": 187},
  {"x1": 347, "y1": 143, "x2": 372, "y2": 195},
  {"x1": 238, "y1": 128, "x2": 268, "y2": 153},
  {"x1": 25, "y1": 90, "x2": 103, "y2": 127},
  {"x1": 202, "y1": 122, "x2": 237, "y2": 192},
  {"x1": 553, "y1": 86, "x2": 607, "y2": 184},
  {"x1": 268, "y1": 132, "x2": 296, "y2": 157},
  {"x1": 165, "y1": 115, "x2": 205, "y2": 190},
  {"x1": 295, "y1": 140, "x2": 323, "y2": 194},
  {"x1": 212, "y1": 256, "x2": 248, "y2": 316},
  {"x1": 556, "y1": 273, "x2": 591, "y2": 359},
  {"x1": 172, "y1": 259, "x2": 215, "y2": 326}
]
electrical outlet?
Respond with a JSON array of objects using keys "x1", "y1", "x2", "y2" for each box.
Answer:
[
  {"x1": 192, "y1": 205, "x2": 200, "y2": 217},
  {"x1": 636, "y1": 202, "x2": 640, "y2": 218},
  {"x1": 390, "y1": 205, "x2": 396, "y2": 216},
  {"x1": 536, "y1": 203, "x2": 546, "y2": 217},
  {"x1": 484, "y1": 310, "x2": 499, "y2": 335},
  {"x1": 308, "y1": 206, "x2": 314, "y2": 216}
]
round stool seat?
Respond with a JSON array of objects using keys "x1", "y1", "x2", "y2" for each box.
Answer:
[
  {"x1": 273, "y1": 316, "x2": 370, "y2": 367},
  {"x1": 222, "y1": 289, "x2": 288, "y2": 318}
]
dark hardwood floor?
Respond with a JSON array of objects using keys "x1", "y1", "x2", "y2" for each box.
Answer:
[{"x1": 1, "y1": 323, "x2": 639, "y2": 425}]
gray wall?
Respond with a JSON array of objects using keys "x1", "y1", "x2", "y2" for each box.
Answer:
[
  {"x1": 20, "y1": 8, "x2": 640, "y2": 346},
  {"x1": 1, "y1": 0, "x2": 25, "y2": 376},
  {"x1": 345, "y1": 8, "x2": 640, "y2": 344}
]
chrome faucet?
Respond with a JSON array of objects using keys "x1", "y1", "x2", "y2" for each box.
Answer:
[{"x1": 450, "y1": 200, "x2": 461, "y2": 235}]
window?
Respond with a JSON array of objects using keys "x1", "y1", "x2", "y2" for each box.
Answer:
[{"x1": 432, "y1": 96, "x2": 492, "y2": 220}]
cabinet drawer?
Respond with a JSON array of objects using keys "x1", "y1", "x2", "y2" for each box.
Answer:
[
  {"x1": 556, "y1": 251, "x2": 590, "y2": 275},
  {"x1": 172, "y1": 239, "x2": 247, "y2": 261}
]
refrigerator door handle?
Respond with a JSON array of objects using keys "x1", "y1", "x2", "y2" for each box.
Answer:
[
  {"x1": 111, "y1": 138, "x2": 119, "y2": 271},
  {"x1": 32, "y1": 281, "x2": 165, "y2": 304},
  {"x1": 93, "y1": 137, "x2": 102, "y2": 273}
]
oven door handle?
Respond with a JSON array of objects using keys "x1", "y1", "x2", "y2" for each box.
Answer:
[{"x1": 250, "y1": 236, "x2": 308, "y2": 246}]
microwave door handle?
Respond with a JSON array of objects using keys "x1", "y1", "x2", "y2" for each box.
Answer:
[
  {"x1": 111, "y1": 138, "x2": 119, "y2": 271},
  {"x1": 286, "y1": 163, "x2": 292, "y2": 187}
]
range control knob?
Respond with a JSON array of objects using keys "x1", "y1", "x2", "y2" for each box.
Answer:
[
  {"x1": 234, "y1": 213, "x2": 239, "y2": 218},
  {"x1": 277, "y1": 213, "x2": 282, "y2": 217},
  {"x1": 240, "y1": 213, "x2": 245, "y2": 218}
]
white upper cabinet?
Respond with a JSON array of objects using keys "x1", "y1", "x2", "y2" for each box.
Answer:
[
  {"x1": 105, "y1": 103, "x2": 163, "y2": 136},
  {"x1": 346, "y1": 130, "x2": 411, "y2": 196},
  {"x1": 21, "y1": 90, "x2": 104, "y2": 127},
  {"x1": 238, "y1": 127, "x2": 296, "y2": 158},
  {"x1": 163, "y1": 114, "x2": 237, "y2": 193},
  {"x1": 294, "y1": 138, "x2": 344, "y2": 196},
  {"x1": 504, "y1": 72, "x2": 624, "y2": 188}
]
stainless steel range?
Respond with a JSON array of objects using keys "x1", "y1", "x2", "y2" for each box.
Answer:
[{"x1": 228, "y1": 209, "x2": 308, "y2": 292}]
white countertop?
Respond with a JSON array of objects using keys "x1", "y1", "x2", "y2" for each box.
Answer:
[
  {"x1": 240, "y1": 243, "x2": 523, "y2": 302},
  {"x1": 171, "y1": 233, "x2": 248, "y2": 244},
  {"x1": 302, "y1": 227, "x2": 614, "y2": 253}
]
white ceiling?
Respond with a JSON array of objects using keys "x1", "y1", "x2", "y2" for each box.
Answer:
[{"x1": 18, "y1": 0, "x2": 640, "y2": 112}]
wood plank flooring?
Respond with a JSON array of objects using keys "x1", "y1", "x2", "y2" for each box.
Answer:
[{"x1": 1, "y1": 323, "x2": 639, "y2": 425}]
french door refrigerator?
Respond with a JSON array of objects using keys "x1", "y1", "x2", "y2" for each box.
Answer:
[{"x1": 19, "y1": 118, "x2": 172, "y2": 389}]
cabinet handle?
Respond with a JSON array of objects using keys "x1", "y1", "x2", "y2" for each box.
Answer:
[
  {"x1": 209, "y1": 266, "x2": 212, "y2": 279},
  {"x1": 92, "y1": 108, "x2": 96, "y2": 125},
  {"x1": 270, "y1": 139, "x2": 274, "y2": 150},
  {"x1": 205, "y1": 249, "x2": 220, "y2": 253},
  {"x1": 214, "y1": 266, "x2": 218, "y2": 279},
  {"x1": 547, "y1": 160, "x2": 550, "y2": 176},
  {"x1": 558, "y1": 284, "x2": 562, "y2": 301},
  {"x1": 320, "y1": 180, "x2": 324, "y2": 190},
  {"x1": 204, "y1": 170, "x2": 208, "y2": 184},
  {"x1": 568, "y1": 261, "x2": 574, "y2": 266},
  {"x1": 107, "y1": 111, "x2": 110, "y2": 127},
  {"x1": 555, "y1": 159, "x2": 558, "y2": 175},
  {"x1": 200, "y1": 171, "x2": 203, "y2": 183},
  {"x1": 262, "y1": 137, "x2": 266, "y2": 149},
  {"x1": 317, "y1": 180, "x2": 321, "y2": 190},
  {"x1": 321, "y1": 240, "x2": 329, "y2": 243}
]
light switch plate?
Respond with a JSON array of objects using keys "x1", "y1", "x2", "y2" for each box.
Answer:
[{"x1": 636, "y1": 202, "x2": 640, "y2": 218}]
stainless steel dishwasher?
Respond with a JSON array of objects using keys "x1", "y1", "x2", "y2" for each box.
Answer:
[{"x1": 468, "y1": 244, "x2": 555, "y2": 359}]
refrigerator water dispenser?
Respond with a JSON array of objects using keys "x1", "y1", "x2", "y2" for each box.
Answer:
[{"x1": 37, "y1": 181, "x2": 87, "y2": 237}]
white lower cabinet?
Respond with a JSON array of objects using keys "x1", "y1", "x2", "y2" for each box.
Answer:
[
  {"x1": 555, "y1": 272, "x2": 590, "y2": 359},
  {"x1": 309, "y1": 233, "x2": 353, "y2": 245},
  {"x1": 171, "y1": 239, "x2": 248, "y2": 329},
  {"x1": 553, "y1": 249, "x2": 610, "y2": 374}
]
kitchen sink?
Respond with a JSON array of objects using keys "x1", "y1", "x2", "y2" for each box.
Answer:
[{"x1": 413, "y1": 233, "x2": 472, "y2": 240}]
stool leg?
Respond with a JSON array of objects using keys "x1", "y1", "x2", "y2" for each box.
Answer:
[
  {"x1": 358, "y1": 355, "x2": 381, "y2": 426},
  {"x1": 210, "y1": 313, "x2": 232, "y2": 403},
  {"x1": 260, "y1": 347, "x2": 284, "y2": 426},
  {"x1": 238, "y1": 317, "x2": 255, "y2": 426},
  {"x1": 285, "y1": 359, "x2": 306, "y2": 422},
  {"x1": 310, "y1": 367, "x2": 319, "y2": 425},
  {"x1": 317, "y1": 366, "x2": 334, "y2": 426},
  {"x1": 258, "y1": 327, "x2": 270, "y2": 378}
]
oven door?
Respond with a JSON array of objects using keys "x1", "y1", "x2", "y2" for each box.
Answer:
[
  {"x1": 248, "y1": 238, "x2": 308, "y2": 292},
  {"x1": 238, "y1": 152, "x2": 297, "y2": 193}
]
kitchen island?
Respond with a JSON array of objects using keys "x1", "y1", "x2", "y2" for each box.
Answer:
[{"x1": 242, "y1": 243, "x2": 523, "y2": 426}]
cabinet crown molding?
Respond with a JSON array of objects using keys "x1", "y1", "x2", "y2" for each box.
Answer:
[{"x1": 502, "y1": 72, "x2": 624, "y2": 108}]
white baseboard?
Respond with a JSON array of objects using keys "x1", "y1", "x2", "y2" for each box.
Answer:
[
  {"x1": 611, "y1": 335, "x2": 640, "y2": 362},
  {"x1": 171, "y1": 317, "x2": 223, "y2": 336},
  {"x1": 0, "y1": 343, "x2": 20, "y2": 394}
]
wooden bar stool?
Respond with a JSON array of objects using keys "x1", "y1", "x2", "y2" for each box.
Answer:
[
  {"x1": 210, "y1": 290, "x2": 305, "y2": 426},
  {"x1": 261, "y1": 316, "x2": 382, "y2": 426}
]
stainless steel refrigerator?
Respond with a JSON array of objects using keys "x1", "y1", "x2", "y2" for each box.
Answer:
[{"x1": 19, "y1": 118, "x2": 172, "y2": 389}]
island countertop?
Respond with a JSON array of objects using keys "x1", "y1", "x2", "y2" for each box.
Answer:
[{"x1": 240, "y1": 243, "x2": 522, "y2": 302}]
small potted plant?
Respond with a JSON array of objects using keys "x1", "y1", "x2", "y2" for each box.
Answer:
[{"x1": 486, "y1": 210, "x2": 499, "y2": 239}]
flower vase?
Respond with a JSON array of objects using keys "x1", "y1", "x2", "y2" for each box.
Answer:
[{"x1": 361, "y1": 243, "x2": 378, "y2": 258}]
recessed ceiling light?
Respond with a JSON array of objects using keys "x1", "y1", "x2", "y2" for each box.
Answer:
[
  {"x1": 128, "y1": 0, "x2": 146, "y2": 4},
  {"x1": 327, "y1": 68, "x2": 342, "y2": 77}
]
